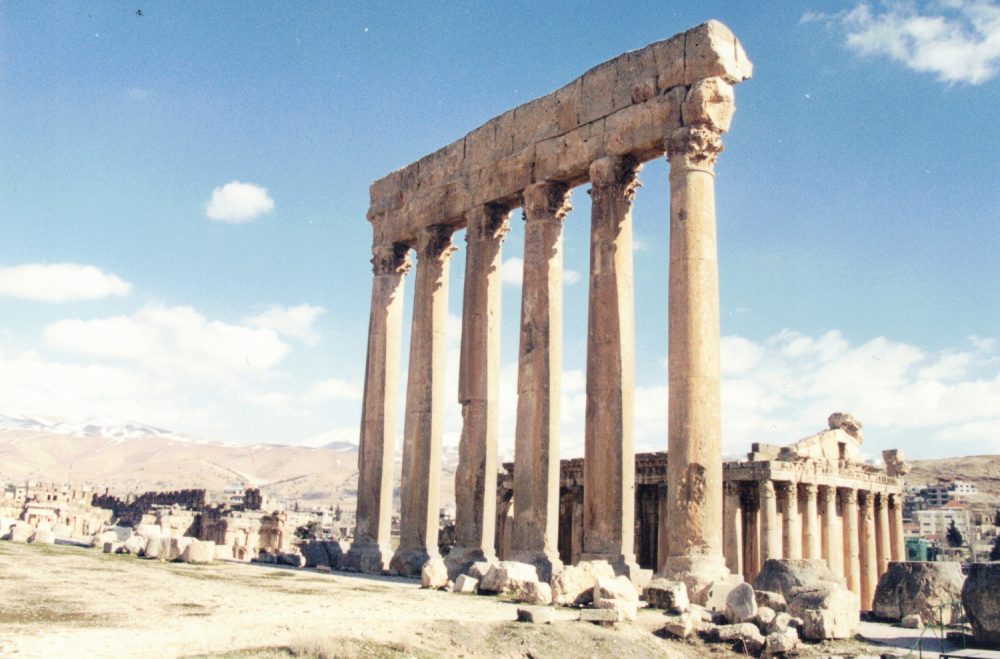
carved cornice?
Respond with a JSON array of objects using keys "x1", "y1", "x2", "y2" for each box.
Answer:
[
  {"x1": 523, "y1": 181, "x2": 572, "y2": 222},
  {"x1": 666, "y1": 126, "x2": 724, "y2": 170},
  {"x1": 415, "y1": 225, "x2": 458, "y2": 262},
  {"x1": 371, "y1": 242, "x2": 412, "y2": 276},
  {"x1": 466, "y1": 203, "x2": 511, "y2": 243},
  {"x1": 589, "y1": 155, "x2": 642, "y2": 203}
]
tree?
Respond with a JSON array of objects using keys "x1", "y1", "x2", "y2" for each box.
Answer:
[
  {"x1": 990, "y1": 536, "x2": 1000, "y2": 561},
  {"x1": 946, "y1": 519, "x2": 965, "y2": 548}
]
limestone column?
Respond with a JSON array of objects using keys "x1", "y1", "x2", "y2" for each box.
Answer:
[
  {"x1": 759, "y1": 480, "x2": 781, "y2": 564},
  {"x1": 389, "y1": 225, "x2": 456, "y2": 577},
  {"x1": 723, "y1": 481, "x2": 743, "y2": 576},
  {"x1": 740, "y1": 484, "x2": 760, "y2": 582},
  {"x1": 345, "y1": 242, "x2": 410, "y2": 573},
  {"x1": 803, "y1": 483, "x2": 821, "y2": 560},
  {"x1": 889, "y1": 493, "x2": 905, "y2": 562},
  {"x1": 510, "y1": 181, "x2": 571, "y2": 581},
  {"x1": 858, "y1": 490, "x2": 878, "y2": 610},
  {"x1": 819, "y1": 485, "x2": 839, "y2": 575},
  {"x1": 662, "y1": 121, "x2": 733, "y2": 598},
  {"x1": 582, "y1": 156, "x2": 641, "y2": 578},
  {"x1": 779, "y1": 482, "x2": 802, "y2": 560},
  {"x1": 842, "y1": 488, "x2": 861, "y2": 599},
  {"x1": 876, "y1": 492, "x2": 891, "y2": 577},
  {"x1": 447, "y1": 204, "x2": 509, "y2": 578}
]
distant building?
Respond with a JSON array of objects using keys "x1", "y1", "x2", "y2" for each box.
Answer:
[
  {"x1": 916, "y1": 501, "x2": 972, "y2": 543},
  {"x1": 904, "y1": 480, "x2": 978, "y2": 519}
]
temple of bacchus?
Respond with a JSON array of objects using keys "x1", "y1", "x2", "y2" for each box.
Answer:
[{"x1": 345, "y1": 19, "x2": 904, "y2": 610}]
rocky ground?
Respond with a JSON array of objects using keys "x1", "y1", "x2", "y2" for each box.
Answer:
[{"x1": 0, "y1": 542, "x2": 898, "y2": 658}]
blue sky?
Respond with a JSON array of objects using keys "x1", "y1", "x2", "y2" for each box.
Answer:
[{"x1": 1, "y1": 1, "x2": 998, "y2": 459}]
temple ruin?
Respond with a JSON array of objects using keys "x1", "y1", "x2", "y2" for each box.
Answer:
[{"x1": 346, "y1": 18, "x2": 753, "y2": 602}]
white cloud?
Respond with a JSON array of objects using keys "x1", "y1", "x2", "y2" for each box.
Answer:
[
  {"x1": 564, "y1": 269, "x2": 581, "y2": 285},
  {"x1": 808, "y1": 1, "x2": 1000, "y2": 84},
  {"x1": 305, "y1": 378, "x2": 363, "y2": 403},
  {"x1": 501, "y1": 256, "x2": 579, "y2": 287},
  {"x1": 204, "y1": 181, "x2": 275, "y2": 223},
  {"x1": 0, "y1": 263, "x2": 131, "y2": 302},
  {"x1": 245, "y1": 304, "x2": 325, "y2": 345},
  {"x1": 43, "y1": 304, "x2": 289, "y2": 379}
]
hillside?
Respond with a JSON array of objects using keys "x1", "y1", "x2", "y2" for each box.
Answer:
[{"x1": 907, "y1": 454, "x2": 1000, "y2": 498}]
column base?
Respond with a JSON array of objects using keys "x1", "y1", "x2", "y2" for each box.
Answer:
[
  {"x1": 508, "y1": 549, "x2": 563, "y2": 583},
  {"x1": 579, "y1": 552, "x2": 652, "y2": 587},
  {"x1": 389, "y1": 546, "x2": 437, "y2": 578},
  {"x1": 342, "y1": 540, "x2": 391, "y2": 574},
  {"x1": 444, "y1": 545, "x2": 497, "y2": 581},
  {"x1": 661, "y1": 555, "x2": 742, "y2": 609}
]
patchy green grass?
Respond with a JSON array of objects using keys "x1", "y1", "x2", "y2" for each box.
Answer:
[{"x1": 191, "y1": 637, "x2": 434, "y2": 659}]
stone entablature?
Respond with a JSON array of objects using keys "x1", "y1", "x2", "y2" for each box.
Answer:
[{"x1": 366, "y1": 20, "x2": 751, "y2": 245}]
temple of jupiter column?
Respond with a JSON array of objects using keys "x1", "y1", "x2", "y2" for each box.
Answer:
[
  {"x1": 509, "y1": 182, "x2": 571, "y2": 580},
  {"x1": 843, "y1": 488, "x2": 862, "y2": 598},
  {"x1": 858, "y1": 490, "x2": 878, "y2": 610},
  {"x1": 389, "y1": 226, "x2": 456, "y2": 577},
  {"x1": 803, "y1": 483, "x2": 821, "y2": 560},
  {"x1": 446, "y1": 204, "x2": 509, "y2": 578},
  {"x1": 779, "y1": 481, "x2": 802, "y2": 560}
]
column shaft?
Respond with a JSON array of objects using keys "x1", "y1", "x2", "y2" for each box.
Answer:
[
  {"x1": 803, "y1": 483, "x2": 821, "y2": 560},
  {"x1": 390, "y1": 225, "x2": 456, "y2": 577},
  {"x1": 448, "y1": 204, "x2": 509, "y2": 577},
  {"x1": 876, "y1": 493, "x2": 891, "y2": 577},
  {"x1": 819, "y1": 486, "x2": 839, "y2": 575},
  {"x1": 889, "y1": 493, "x2": 905, "y2": 562},
  {"x1": 346, "y1": 243, "x2": 410, "y2": 573},
  {"x1": 741, "y1": 486, "x2": 760, "y2": 582},
  {"x1": 780, "y1": 482, "x2": 802, "y2": 560},
  {"x1": 760, "y1": 480, "x2": 781, "y2": 563},
  {"x1": 663, "y1": 126, "x2": 730, "y2": 596},
  {"x1": 842, "y1": 488, "x2": 861, "y2": 598},
  {"x1": 859, "y1": 490, "x2": 878, "y2": 611},
  {"x1": 582, "y1": 156, "x2": 640, "y2": 577},
  {"x1": 723, "y1": 481, "x2": 743, "y2": 576},
  {"x1": 511, "y1": 182, "x2": 571, "y2": 581}
]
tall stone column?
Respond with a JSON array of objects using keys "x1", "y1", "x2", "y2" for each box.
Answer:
[
  {"x1": 345, "y1": 242, "x2": 411, "y2": 573},
  {"x1": 803, "y1": 483, "x2": 821, "y2": 560},
  {"x1": 447, "y1": 204, "x2": 509, "y2": 578},
  {"x1": 779, "y1": 482, "x2": 802, "y2": 560},
  {"x1": 759, "y1": 480, "x2": 781, "y2": 564},
  {"x1": 819, "y1": 485, "x2": 839, "y2": 575},
  {"x1": 741, "y1": 485, "x2": 760, "y2": 582},
  {"x1": 876, "y1": 493, "x2": 891, "y2": 577},
  {"x1": 723, "y1": 481, "x2": 743, "y2": 576},
  {"x1": 858, "y1": 490, "x2": 878, "y2": 610},
  {"x1": 510, "y1": 181, "x2": 571, "y2": 581},
  {"x1": 390, "y1": 225, "x2": 457, "y2": 577},
  {"x1": 889, "y1": 493, "x2": 905, "y2": 562},
  {"x1": 842, "y1": 488, "x2": 861, "y2": 598},
  {"x1": 582, "y1": 156, "x2": 641, "y2": 579},
  {"x1": 662, "y1": 119, "x2": 735, "y2": 599}
]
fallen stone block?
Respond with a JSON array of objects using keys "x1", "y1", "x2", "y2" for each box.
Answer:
[
  {"x1": 479, "y1": 561, "x2": 539, "y2": 595},
  {"x1": 316, "y1": 564, "x2": 332, "y2": 574},
  {"x1": 454, "y1": 574, "x2": 478, "y2": 593},
  {"x1": 276, "y1": 552, "x2": 305, "y2": 567},
  {"x1": 421, "y1": 556, "x2": 448, "y2": 590},
  {"x1": 755, "y1": 589, "x2": 787, "y2": 613},
  {"x1": 516, "y1": 607, "x2": 554, "y2": 624},
  {"x1": 516, "y1": 580, "x2": 553, "y2": 605},
  {"x1": 143, "y1": 536, "x2": 162, "y2": 559},
  {"x1": 752, "y1": 559, "x2": 845, "y2": 601},
  {"x1": 122, "y1": 535, "x2": 146, "y2": 555},
  {"x1": 181, "y1": 539, "x2": 215, "y2": 564},
  {"x1": 962, "y1": 562, "x2": 1000, "y2": 647},
  {"x1": 594, "y1": 575, "x2": 639, "y2": 603},
  {"x1": 717, "y1": 622, "x2": 765, "y2": 655},
  {"x1": 469, "y1": 560, "x2": 497, "y2": 581},
  {"x1": 643, "y1": 578, "x2": 689, "y2": 613},
  {"x1": 551, "y1": 560, "x2": 615, "y2": 606},
  {"x1": 213, "y1": 544, "x2": 231, "y2": 561},
  {"x1": 873, "y1": 561, "x2": 964, "y2": 625},
  {"x1": 29, "y1": 529, "x2": 56, "y2": 545},
  {"x1": 579, "y1": 608, "x2": 620, "y2": 626},
  {"x1": 725, "y1": 582, "x2": 757, "y2": 623},
  {"x1": 594, "y1": 597, "x2": 637, "y2": 622},
  {"x1": 762, "y1": 627, "x2": 799, "y2": 658},
  {"x1": 103, "y1": 541, "x2": 122, "y2": 554},
  {"x1": 788, "y1": 584, "x2": 859, "y2": 640},
  {"x1": 661, "y1": 612, "x2": 696, "y2": 639},
  {"x1": 164, "y1": 537, "x2": 194, "y2": 561},
  {"x1": 901, "y1": 613, "x2": 923, "y2": 629},
  {"x1": 755, "y1": 605, "x2": 776, "y2": 629},
  {"x1": 92, "y1": 530, "x2": 117, "y2": 548}
]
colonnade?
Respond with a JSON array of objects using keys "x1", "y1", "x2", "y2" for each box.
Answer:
[{"x1": 724, "y1": 480, "x2": 906, "y2": 610}]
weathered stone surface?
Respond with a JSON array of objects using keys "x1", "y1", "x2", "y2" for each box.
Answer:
[
  {"x1": 755, "y1": 606, "x2": 776, "y2": 629},
  {"x1": 479, "y1": 561, "x2": 539, "y2": 595},
  {"x1": 276, "y1": 552, "x2": 305, "y2": 568},
  {"x1": 662, "y1": 612, "x2": 697, "y2": 639},
  {"x1": 182, "y1": 540, "x2": 215, "y2": 564},
  {"x1": 9, "y1": 523, "x2": 32, "y2": 543},
  {"x1": 579, "y1": 608, "x2": 619, "y2": 625},
  {"x1": 901, "y1": 613, "x2": 923, "y2": 629},
  {"x1": 454, "y1": 574, "x2": 478, "y2": 594},
  {"x1": 468, "y1": 560, "x2": 496, "y2": 581},
  {"x1": 644, "y1": 578, "x2": 689, "y2": 613},
  {"x1": 765, "y1": 611, "x2": 793, "y2": 634},
  {"x1": 164, "y1": 537, "x2": 193, "y2": 561},
  {"x1": 29, "y1": 529, "x2": 55, "y2": 544},
  {"x1": 92, "y1": 530, "x2": 117, "y2": 548},
  {"x1": 752, "y1": 559, "x2": 845, "y2": 600},
  {"x1": 144, "y1": 536, "x2": 162, "y2": 559},
  {"x1": 593, "y1": 575, "x2": 639, "y2": 603},
  {"x1": 682, "y1": 78, "x2": 735, "y2": 134},
  {"x1": 516, "y1": 607, "x2": 554, "y2": 624},
  {"x1": 122, "y1": 535, "x2": 146, "y2": 555},
  {"x1": 755, "y1": 589, "x2": 787, "y2": 613},
  {"x1": 725, "y1": 582, "x2": 757, "y2": 623},
  {"x1": 963, "y1": 562, "x2": 1000, "y2": 647},
  {"x1": 762, "y1": 627, "x2": 799, "y2": 658},
  {"x1": 594, "y1": 597, "x2": 638, "y2": 622},
  {"x1": 214, "y1": 544, "x2": 231, "y2": 561},
  {"x1": 516, "y1": 581, "x2": 553, "y2": 606},
  {"x1": 682, "y1": 20, "x2": 753, "y2": 85},
  {"x1": 551, "y1": 560, "x2": 615, "y2": 606},
  {"x1": 717, "y1": 622, "x2": 765, "y2": 654},
  {"x1": 873, "y1": 561, "x2": 964, "y2": 625},
  {"x1": 421, "y1": 556, "x2": 449, "y2": 590},
  {"x1": 103, "y1": 541, "x2": 121, "y2": 554},
  {"x1": 788, "y1": 584, "x2": 859, "y2": 640}
]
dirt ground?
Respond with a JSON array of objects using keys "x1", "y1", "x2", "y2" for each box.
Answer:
[{"x1": 0, "y1": 542, "x2": 889, "y2": 658}]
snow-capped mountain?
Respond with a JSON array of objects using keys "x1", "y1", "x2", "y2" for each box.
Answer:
[{"x1": 0, "y1": 413, "x2": 194, "y2": 442}]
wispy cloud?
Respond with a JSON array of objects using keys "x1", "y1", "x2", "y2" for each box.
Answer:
[
  {"x1": 501, "y1": 256, "x2": 579, "y2": 287},
  {"x1": 805, "y1": 1, "x2": 1000, "y2": 84},
  {"x1": 245, "y1": 304, "x2": 325, "y2": 345},
  {"x1": 204, "y1": 181, "x2": 275, "y2": 223},
  {"x1": 0, "y1": 263, "x2": 132, "y2": 302}
]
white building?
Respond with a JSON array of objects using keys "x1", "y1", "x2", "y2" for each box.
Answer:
[{"x1": 916, "y1": 502, "x2": 973, "y2": 543}]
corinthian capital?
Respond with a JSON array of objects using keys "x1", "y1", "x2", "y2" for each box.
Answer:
[
  {"x1": 588, "y1": 155, "x2": 642, "y2": 203},
  {"x1": 466, "y1": 203, "x2": 510, "y2": 243},
  {"x1": 523, "y1": 181, "x2": 572, "y2": 222},
  {"x1": 415, "y1": 224, "x2": 458, "y2": 262},
  {"x1": 666, "y1": 126, "x2": 724, "y2": 170},
  {"x1": 371, "y1": 242, "x2": 411, "y2": 276}
]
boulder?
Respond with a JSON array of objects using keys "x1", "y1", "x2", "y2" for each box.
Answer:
[
  {"x1": 594, "y1": 575, "x2": 639, "y2": 603},
  {"x1": 469, "y1": 560, "x2": 497, "y2": 581},
  {"x1": 454, "y1": 574, "x2": 478, "y2": 593},
  {"x1": 873, "y1": 561, "x2": 964, "y2": 625},
  {"x1": 123, "y1": 535, "x2": 146, "y2": 555},
  {"x1": 752, "y1": 559, "x2": 845, "y2": 600},
  {"x1": 643, "y1": 578, "x2": 689, "y2": 613},
  {"x1": 301, "y1": 540, "x2": 343, "y2": 569},
  {"x1": 110, "y1": 526, "x2": 133, "y2": 542},
  {"x1": 52, "y1": 524, "x2": 72, "y2": 538},
  {"x1": 0, "y1": 517, "x2": 16, "y2": 537},
  {"x1": 181, "y1": 540, "x2": 215, "y2": 564},
  {"x1": 516, "y1": 607, "x2": 554, "y2": 624},
  {"x1": 143, "y1": 536, "x2": 162, "y2": 559},
  {"x1": 92, "y1": 530, "x2": 117, "y2": 548},
  {"x1": 767, "y1": 611, "x2": 793, "y2": 634},
  {"x1": 516, "y1": 581, "x2": 553, "y2": 605},
  {"x1": 901, "y1": 613, "x2": 923, "y2": 629},
  {"x1": 8, "y1": 524, "x2": 32, "y2": 543},
  {"x1": 717, "y1": 622, "x2": 766, "y2": 654},
  {"x1": 420, "y1": 556, "x2": 449, "y2": 590},
  {"x1": 594, "y1": 597, "x2": 637, "y2": 622},
  {"x1": 725, "y1": 582, "x2": 757, "y2": 623},
  {"x1": 164, "y1": 537, "x2": 194, "y2": 561},
  {"x1": 579, "y1": 608, "x2": 620, "y2": 625},
  {"x1": 29, "y1": 529, "x2": 56, "y2": 544},
  {"x1": 255, "y1": 551, "x2": 276, "y2": 564},
  {"x1": 755, "y1": 606, "x2": 776, "y2": 629},
  {"x1": 962, "y1": 562, "x2": 1000, "y2": 647},
  {"x1": 103, "y1": 541, "x2": 121, "y2": 554},
  {"x1": 788, "y1": 583, "x2": 859, "y2": 640},
  {"x1": 213, "y1": 544, "x2": 232, "y2": 561},
  {"x1": 276, "y1": 552, "x2": 305, "y2": 567},
  {"x1": 762, "y1": 627, "x2": 799, "y2": 658},
  {"x1": 479, "y1": 561, "x2": 540, "y2": 595},
  {"x1": 755, "y1": 589, "x2": 788, "y2": 613},
  {"x1": 551, "y1": 560, "x2": 615, "y2": 606},
  {"x1": 662, "y1": 612, "x2": 697, "y2": 639}
]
